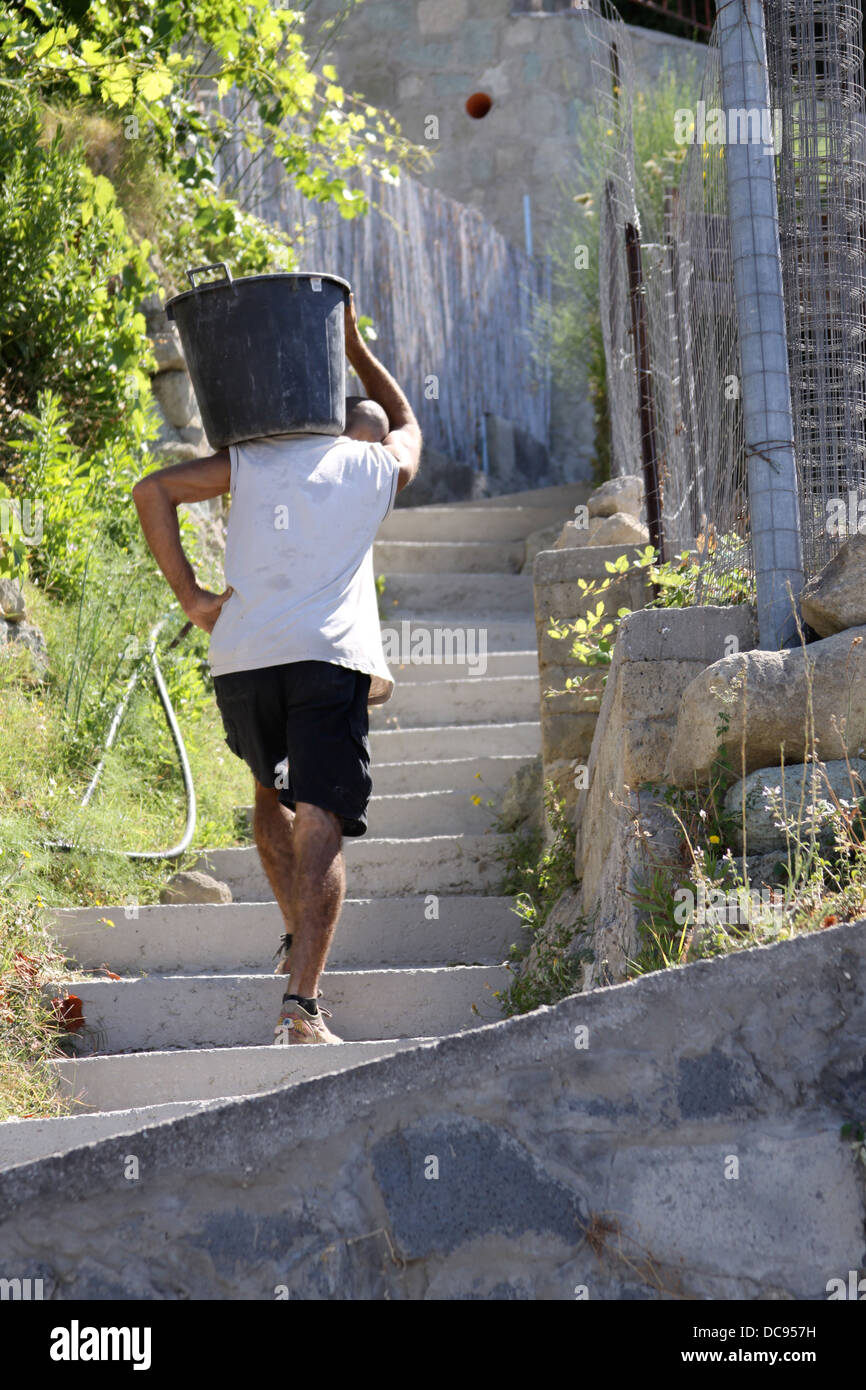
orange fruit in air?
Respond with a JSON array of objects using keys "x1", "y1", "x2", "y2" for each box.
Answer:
[{"x1": 466, "y1": 92, "x2": 493, "y2": 119}]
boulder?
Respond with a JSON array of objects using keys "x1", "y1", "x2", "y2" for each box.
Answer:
[
  {"x1": 0, "y1": 578, "x2": 26, "y2": 621},
  {"x1": 150, "y1": 326, "x2": 185, "y2": 373},
  {"x1": 139, "y1": 291, "x2": 168, "y2": 335},
  {"x1": 587, "y1": 473, "x2": 644, "y2": 519},
  {"x1": 1, "y1": 619, "x2": 48, "y2": 674},
  {"x1": 664, "y1": 624, "x2": 866, "y2": 786},
  {"x1": 800, "y1": 533, "x2": 866, "y2": 637},
  {"x1": 552, "y1": 514, "x2": 605, "y2": 549},
  {"x1": 517, "y1": 885, "x2": 593, "y2": 995},
  {"x1": 498, "y1": 754, "x2": 543, "y2": 834},
  {"x1": 159, "y1": 870, "x2": 233, "y2": 905},
  {"x1": 723, "y1": 758, "x2": 866, "y2": 852},
  {"x1": 746, "y1": 850, "x2": 788, "y2": 888},
  {"x1": 179, "y1": 422, "x2": 208, "y2": 453},
  {"x1": 155, "y1": 441, "x2": 203, "y2": 464},
  {"x1": 151, "y1": 370, "x2": 198, "y2": 430},
  {"x1": 586, "y1": 512, "x2": 650, "y2": 548}
]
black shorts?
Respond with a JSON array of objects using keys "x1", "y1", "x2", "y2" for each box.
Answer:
[{"x1": 213, "y1": 660, "x2": 373, "y2": 837}]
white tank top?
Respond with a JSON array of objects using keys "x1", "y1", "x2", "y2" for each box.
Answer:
[{"x1": 207, "y1": 432, "x2": 400, "y2": 705}]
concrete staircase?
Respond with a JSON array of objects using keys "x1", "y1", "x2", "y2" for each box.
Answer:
[{"x1": 0, "y1": 485, "x2": 585, "y2": 1172}]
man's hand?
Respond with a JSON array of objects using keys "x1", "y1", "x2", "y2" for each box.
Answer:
[{"x1": 182, "y1": 583, "x2": 234, "y2": 635}]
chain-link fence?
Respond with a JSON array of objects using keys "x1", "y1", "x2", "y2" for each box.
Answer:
[{"x1": 583, "y1": 0, "x2": 866, "y2": 615}]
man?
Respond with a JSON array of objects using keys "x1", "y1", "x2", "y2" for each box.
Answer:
[
  {"x1": 344, "y1": 395, "x2": 390, "y2": 444},
  {"x1": 133, "y1": 295, "x2": 422, "y2": 1044}
]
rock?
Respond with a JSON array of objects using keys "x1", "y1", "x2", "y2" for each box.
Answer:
[
  {"x1": 155, "y1": 441, "x2": 203, "y2": 464},
  {"x1": 746, "y1": 850, "x2": 788, "y2": 888},
  {"x1": 159, "y1": 870, "x2": 233, "y2": 905},
  {"x1": 664, "y1": 624, "x2": 866, "y2": 786},
  {"x1": 587, "y1": 474, "x2": 644, "y2": 519},
  {"x1": 0, "y1": 578, "x2": 26, "y2": 621},
  {"x1": 523, "y1": 523, "x2": 560, "y2": 571},
  {"x1": 151, "y1": 370, "x2": 198, "y2": 429},
  {"x1": 552, "y1": 514, "x2": 606, "y2": 549},
  {"x1": 1, "y1": 619, "x2": 48, "y2": 674},
  {"x1": 586, "y1": 512, "x2": 650, "y2": 547},
  {"x1": 723, "y1": 758, "x2": 866, "y2": 852},
  {"x1": 140, "y1": 291, "x2": 169, "y2": 335},
  {"x1": 150, "y1": 326, "x2": 186, "y2": 373},
  {"x1": 800, "y1": 533, "x2": 866, "y2": 637},
  {"x1": 519, "y1": 885, "x2": 592, "y2": 993},
  {"x1": 498, "y1": 755, "x2": 543, "y2": 834},
  {"x1": 178, "y1": 421, "x2": 209, "y2": 453}
]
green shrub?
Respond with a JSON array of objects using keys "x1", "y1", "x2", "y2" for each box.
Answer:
[
  {"x1": 0, "y1": 88, "x2": 157, "y2": 472},
  {"x1": 497, "y1": 787, "x2": 587, "y2": 1017}
]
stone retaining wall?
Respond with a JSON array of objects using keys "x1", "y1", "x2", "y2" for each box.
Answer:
[
  {"x1": 0, "y1": 921, "x2": 862, "y2": 1299},
  {"x1": 574, "y1": 605, "x2": 757, "y2": 982}
]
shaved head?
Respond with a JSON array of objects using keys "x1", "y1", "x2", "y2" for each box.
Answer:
[{"x1": 344, "y1": 396, "x2": 389, "y2": 443}]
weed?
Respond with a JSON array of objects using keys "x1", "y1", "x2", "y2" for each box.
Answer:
[{"x1": 496, "y1": 785, "x2": 590, "y2": 1016}]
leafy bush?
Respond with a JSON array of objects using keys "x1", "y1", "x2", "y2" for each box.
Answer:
[
  {"x1": 545, "y1": 545, "x2": 752, "y2": 705},
  {"x1": 3, "y1": 388, "x2": 161, "y2": 600},
  {"x1": 1, "y1": 0, "x2": 416, "y2": 214},
  {"x1": 0, "y1": 88, "x2": 157, "y2": 472}
]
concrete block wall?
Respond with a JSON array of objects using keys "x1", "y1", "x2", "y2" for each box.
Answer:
[{"x1": 0, "y1": 920, "x2": 862, "y2": 1299}]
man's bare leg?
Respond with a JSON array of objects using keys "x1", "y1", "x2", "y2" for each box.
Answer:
[
  {"x1": 253, "y1": 780, "x2": 297, "y2": 973},
  {"x1": 285, "y1": 801, "x2": 345, "y2": 1001}
]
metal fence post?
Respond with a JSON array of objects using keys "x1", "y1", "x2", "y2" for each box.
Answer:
[
  {"x1": 625, "y1": 223, "x2": 665, "y2": 561},
  {"x1": 717, "y1": 0, "x2": 804, "y2": 647}
]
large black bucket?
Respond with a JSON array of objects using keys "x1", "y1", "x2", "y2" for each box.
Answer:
[{"x1": 165, "y1": 265, "x2": 351, "y2": 448}]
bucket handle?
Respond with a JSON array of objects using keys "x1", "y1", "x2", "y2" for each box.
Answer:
[{"x1": 186, "y1": 263, "x2": 233, "y2": 290}]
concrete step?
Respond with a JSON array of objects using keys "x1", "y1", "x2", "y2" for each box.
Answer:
[
  {"x1": 53, "y1": 1040, "x2": 428, "y2": 1112},
  {"x1": 247, "y1": 788, "x2": 502, "y2": 838},
  {"x1": 369, "y1": 719, "x2": 540, "y2": 763},
  {"x1": 51, "y1": 896, "x2": 522, "y2": 974},
  {"x1": 196, "y1": 832, "x2": 509, "y2": 899},
  {"x1": 450, "y1": 481, "x2": 591, "y2": 512},
  {"x1": 0, "y1": 1099, "x2": 230, "y2": 1171},
  {"x1": 378, "y1": 505, "x2": 564, "y2": 544},
  {"x1": 370, "y1": 674, "x2": 540, "y2": 729},
  {"x1": 366, "y1": 790, "x2": 500, "y2": 837},
  {"x1": 373, "y1": 752, "x2": 532, "y2": 795},
  {"x1": 53, "y1": 965, "x2": 510, "y2": 1050},
  {"x1": 380, "y1": 617, "x2": 537, "y2": 653},
  {"x1": 386, "y1": 649, "x2": 537, "y2": 683},
  {"x1": 374, "y1": 539, "x2": 525, "y2": 574},
  {"x1": 382, "y1": 572, "x2": 534, "y2": 617}
]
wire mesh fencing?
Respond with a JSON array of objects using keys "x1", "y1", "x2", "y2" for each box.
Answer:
[
  {"x1": 582, "y1": 0, "x2": 866, "y2": 611},
  {"x1": 766, "y1": 0, "x2": 866, "y2": 578},
  {"x1": 662, "y1": 29, "x2": 749, "y2": 598}
]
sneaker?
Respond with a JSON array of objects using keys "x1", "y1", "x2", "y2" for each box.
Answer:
[
  {"x1": 273, "y1": 996, "x2": 343, "y2": 1045},
  {"x1": 272, "y1": 933, "x2": 293, "y2": 976}
]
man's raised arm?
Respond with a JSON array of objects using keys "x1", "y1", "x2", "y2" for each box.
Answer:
[
  {"x1": 132, "y1": 450, "x2": 233, "y2": 634},
  {"x1": 344, "y1": 295, "x2": 422, "y2": 492}
]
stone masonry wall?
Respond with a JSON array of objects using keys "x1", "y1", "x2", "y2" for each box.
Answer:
[
  {"x1": 533, "y1": 544, "x2": 654, "y2": 811},
  {"x1": 574, "y1": 605, "x2": 758, "y2": 983}
]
